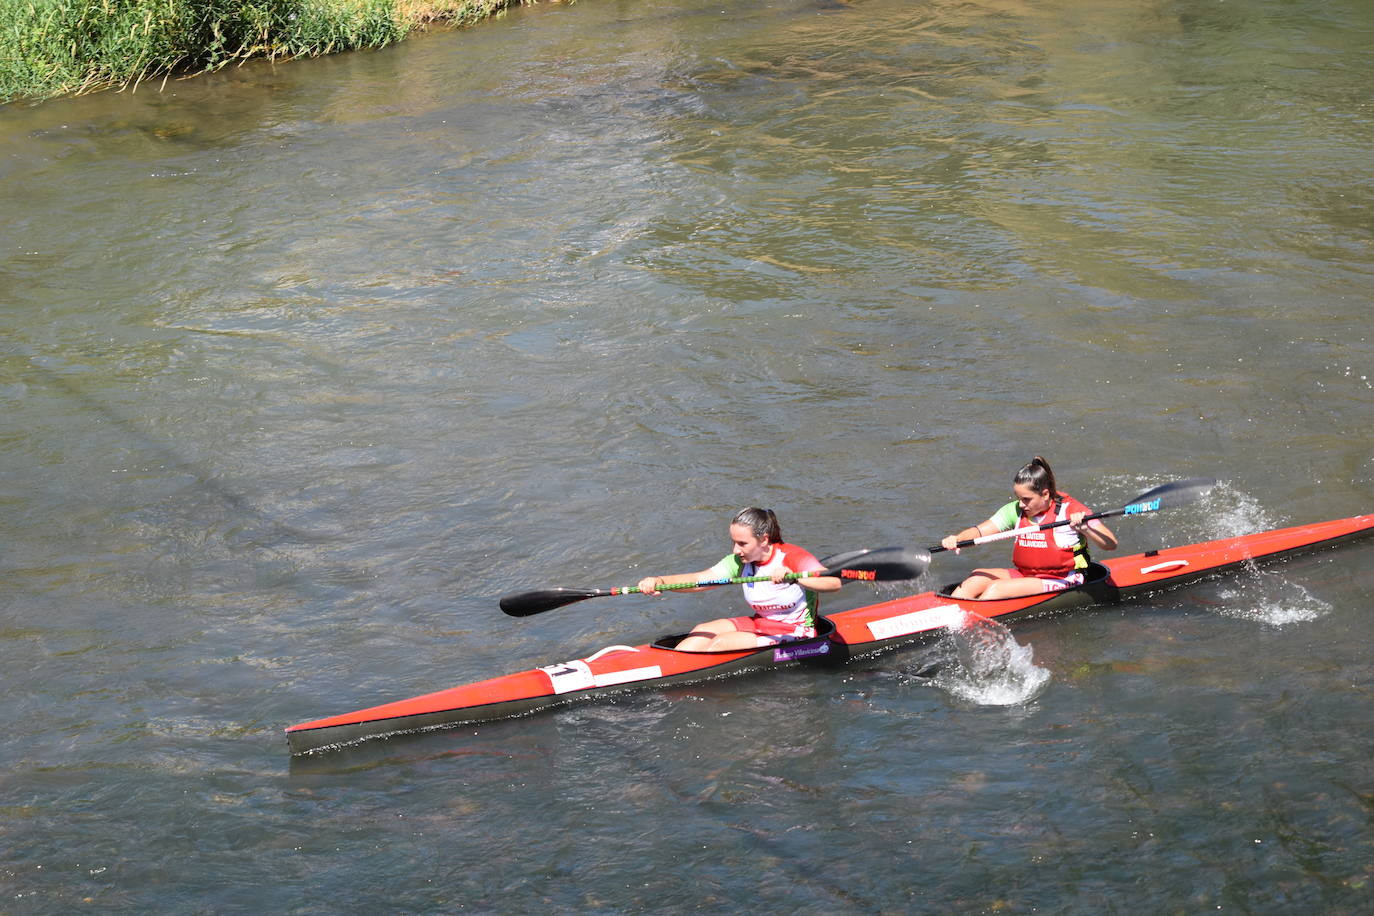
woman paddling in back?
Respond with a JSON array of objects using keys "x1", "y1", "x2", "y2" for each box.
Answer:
[
  {"x1": 942, "y1": 457, "x2": 1118, "y2": 600},
  {"x1": 637, "y1": 507, "x2": 842, "y2": 652}
]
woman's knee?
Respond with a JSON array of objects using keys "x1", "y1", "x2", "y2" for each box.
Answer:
[
  {"x1": 953, "y1": 570, "x2": 998, "y2": 599},
  {"x1": 982, "y1": 577, "x2": 1044, "y2": 600}
]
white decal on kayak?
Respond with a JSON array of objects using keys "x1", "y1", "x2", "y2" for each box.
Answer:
[
  {"x1": 591, "y1": 666, "x2": 663, "y2": 687},
  {"x1": 540, "y1": 660, "x2": 595, "y2": 694},
  {"x1": 866, "y1": 604, "x2": 965, "y2": 640},
  {"x1": 539, "y1": 660, "x2": 664, "y2": 694}
]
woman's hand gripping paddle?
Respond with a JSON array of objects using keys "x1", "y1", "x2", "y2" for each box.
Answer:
[{"x1": 498, "y1": 546, "x2": 931, "y2": 618}]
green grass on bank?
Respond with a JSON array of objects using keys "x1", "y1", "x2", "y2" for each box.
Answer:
[{"x1": 0, "y1": 0, "x2": 521, "y2": 104}]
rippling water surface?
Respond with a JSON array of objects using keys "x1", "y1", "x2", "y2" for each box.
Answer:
[{"x1": 3, "y1": 0, "x2": 1373, "y2": 910}]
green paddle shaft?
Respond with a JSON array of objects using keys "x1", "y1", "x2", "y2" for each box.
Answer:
[{"x1": 499, "y1": 545, "x2": 930, "y2": 617}]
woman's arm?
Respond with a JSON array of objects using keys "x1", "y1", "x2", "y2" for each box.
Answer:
[
  {"x1": 797, "y1": 574, "x2": 843, "y2": 593},
  {"x1": 940, "y1": 517, "x2": 998, "y2": 553},
  {"x1": 1071, "y1": 513, "x2": 1118, "y2": 551}
]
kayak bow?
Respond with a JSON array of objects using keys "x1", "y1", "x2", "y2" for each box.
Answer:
[{"x1": 287, "y1": 513, "x2": 1374, "y2": 755}]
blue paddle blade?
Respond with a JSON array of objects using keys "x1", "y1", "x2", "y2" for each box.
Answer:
[{"x1": 1122, "y1": 477, "x2": 1216, "y2": 514}]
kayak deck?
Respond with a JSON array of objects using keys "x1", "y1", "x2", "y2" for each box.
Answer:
[
  {"x1": 286, "y1": 513, "x2": 1374, "y2": 755},
  {"x1": 286, "y1": 619, "x2": 848, "y2": 755}
]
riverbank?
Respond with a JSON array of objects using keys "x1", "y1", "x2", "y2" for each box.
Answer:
[{"x1": 0, "y1": 0, "x2": 527, "y2": 105}]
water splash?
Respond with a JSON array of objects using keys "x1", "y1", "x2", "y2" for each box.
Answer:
[
  {"x1": 1208, "y1": 563, "x2": 1332, "y2": 627},
  {"x1": 1119, "y1": 479, "x2": 1332, "y2": 627},
  {"x1": 1092, "y1": 474, "x2": 1273, "y2": 545},
  {"x1": 1192, "y1": 483, "x2": 1277, "y2": 540},
  {"x1": 916, "y1": 611, "x2": 1051, "y2": 706}
]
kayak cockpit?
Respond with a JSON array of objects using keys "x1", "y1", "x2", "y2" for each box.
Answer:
[
  {"x1": 936, "y1": 561, "x2": 1117, "y2": 602},
  {"x1": 651, "y1": 615, "x2": 839, "y2": 653}
]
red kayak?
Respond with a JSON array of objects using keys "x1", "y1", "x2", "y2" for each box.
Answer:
[{"x1": 287, "y1": 513, "x2": 1374, "y2": 755}]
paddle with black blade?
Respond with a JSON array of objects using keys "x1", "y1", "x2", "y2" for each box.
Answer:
[
  {"x1": 930, "y1": 477, "x2": 1217, "y2": 553},
  {"x1": 499, "y1": 545, "x2": 932, "y2": 617}
]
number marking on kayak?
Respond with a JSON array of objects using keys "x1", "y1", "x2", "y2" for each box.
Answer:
[{"x1": 539, "y1": 660, "x2": 665, "y2": 694}]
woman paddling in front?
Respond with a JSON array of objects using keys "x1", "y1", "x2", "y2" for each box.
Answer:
[
  {"x1": 942, "y1": 457, "x2": 1118, "y2": 600},
  {"x1": 637, "y1": 507, "x2": 842, "y2": 652}
]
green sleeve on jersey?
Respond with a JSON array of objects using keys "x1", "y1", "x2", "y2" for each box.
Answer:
[
  {"x1": 707, "y1": 554, "x2": 744, "y2": 580},
  {"x1": 990, "y1": 501, "x2": 1020, "y2": 532}
]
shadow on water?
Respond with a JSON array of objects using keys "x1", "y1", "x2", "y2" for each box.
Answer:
[{"x1": 10, "y1": 344, "x2": 333, "y2": 552}]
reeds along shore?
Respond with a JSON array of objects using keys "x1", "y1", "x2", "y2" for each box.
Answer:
[{"x1": 0, "y1": 0, "x2": 523, "y2": 104}]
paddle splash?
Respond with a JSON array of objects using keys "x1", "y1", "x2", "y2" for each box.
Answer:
[{"x1": 916, "y1": 610, "x2": 1051, "y2": 707}]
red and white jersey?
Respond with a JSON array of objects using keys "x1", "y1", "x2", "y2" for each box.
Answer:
[{"x1": 708, "y1": 542, "x2": 825, "y2": 629}]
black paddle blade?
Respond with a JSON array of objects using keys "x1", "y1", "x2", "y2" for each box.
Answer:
[
  {"x1": 499, "y1": 587, "x2": 612, "y2": 617},
  {"x1": 818, "y1": 546, "x2": 932, "y2": 582},
  {"x1": 1122, "y1": 477, "x2": 1216, "y2": 515}
]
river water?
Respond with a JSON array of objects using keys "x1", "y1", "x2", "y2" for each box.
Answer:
[{"x1": 3, "y1": 0, "x2": 1373, "y2": 910}]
